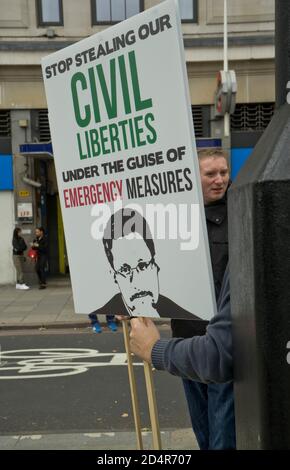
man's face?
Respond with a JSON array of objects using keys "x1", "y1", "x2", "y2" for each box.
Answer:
[
  {"x1": 35, "y1": 229, "x2": 41, "y2": 238},
  {"x1": 199, "y1": 156, "x2": 229, "y2": 205},
  {"x1": 111, "y1": 235, "x2": 159, "y2": 316}
]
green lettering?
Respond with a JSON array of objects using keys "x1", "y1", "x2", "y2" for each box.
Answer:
[
  {"x1": 145, "y1": 113, "x2": 157, "y2": 144},
  {"x1": 88, "y1": 67, "x2": 101, "y2": 124},
  {"x1": 129, "y1": 51, "x2": 152, "y2": 112},
  {"x1": 134, "y1": 115, "x2": 146, "y2": 147},
  {"x1": 118, "y1": 55, "x2": 131, "y2": 115},
  {"x1": 97, "y1": 59, "x2": 117, "y2": 120},
  {"x1": 90, "y1": 129, "x2": 101, "y2": 157},
  {"x1": 85, "y1": 130, "x2": 91, "y2": 158},
  {"x1": 118, "y1": 120, "x2": 129, "y2": 150},
  {"x1": 71, "y1": 72, "x2": 91, "y2": 127},
  {"x1": 109, "y1": 123, "x2": 121, "y2": 153},
  {"x1": 128, "y1": 118, "x2": 136, "y2": 148},
  {"x1": 77, "y1": 132, "x2": 87, "y2": 160},
  {"x1": 99, "y1": 126, "x2": 110, "y2": 155}
]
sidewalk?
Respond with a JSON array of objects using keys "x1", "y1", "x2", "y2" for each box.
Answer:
[
  {"x1": 0, "y1": 276, "x2": 170, "y2": 330},
  {"x1": 0, "y1": 277, "x2": 90, "y2": 330},
  {"x1": 0, "y1": 429, "x2": 197, "y2": 450}
]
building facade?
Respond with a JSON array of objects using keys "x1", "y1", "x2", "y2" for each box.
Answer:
[{"x1": 0, "y1": 0, "x2": 275, "y2": 283}]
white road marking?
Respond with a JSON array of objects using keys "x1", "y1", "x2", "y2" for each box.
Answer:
[{"x1": 0, "y1": 348, "x2": 142, "y2": 379}]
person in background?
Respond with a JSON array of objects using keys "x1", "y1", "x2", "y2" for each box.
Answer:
[
  {"x1": 31, "y1": 227, "x2": 48, "y2": 290},
  {"x1": 170, "y1": 147, "x2": 236, "y2": 450},
  {"x1": 12, "y1": 227, "x2": 30, "y2": 290},
  {"x1": 89, "y1": 313, "x2": 118, "y2": 333}
]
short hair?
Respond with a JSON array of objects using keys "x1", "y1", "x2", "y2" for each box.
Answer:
[
  {"x1": 103, "y1": 208, "x2": 155, "y2": 270},
  {"x1": 197, "y1": 147, "x2": 229, "y2": 165},
  {"x1": 36, "y1": 226, "x2": 45, "y2": 234}
]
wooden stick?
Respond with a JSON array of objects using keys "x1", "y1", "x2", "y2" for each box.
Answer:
[
  {"x1": 122, "y1": 319, "x2": 143, "y2": 450},
  {"x1": 143, "y1": 360, "x2": 162, "y2": 450}
]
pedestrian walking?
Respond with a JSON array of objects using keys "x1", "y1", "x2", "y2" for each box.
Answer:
[
  {"x1": 12, "y1": 227, "x2": 30, "y2": 290},
  {"x1": 31, "y1": 227, "x2": 48, "y2": 289}
]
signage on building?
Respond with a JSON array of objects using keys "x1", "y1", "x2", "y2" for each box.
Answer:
[
  {"x1": 19, "y1": 142, "x2": 53, "y2": 159},
  {"x1": 41, "y1": 0, "x2": 216, "y2": 320},
  {"x1": 0, "y1": 155, "x2": 13, "y2": 190},
  {"x1": 17, "y1": 202, "x2": 33, "y2": 222},
  {"x1": 214, "y1": 70, "x2": 237, "y2": 117},
  {"x1": 19, "y1": 190, "x2": 30, "y2": 197}
]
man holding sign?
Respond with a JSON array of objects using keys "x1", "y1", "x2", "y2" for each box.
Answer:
[{"x1": 42, "y1": 0, "x2": 227, "y2": 448}]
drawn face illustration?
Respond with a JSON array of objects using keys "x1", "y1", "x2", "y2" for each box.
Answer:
[{"x1": 111, "y1": 235, "x2": 160, "y2": 317}]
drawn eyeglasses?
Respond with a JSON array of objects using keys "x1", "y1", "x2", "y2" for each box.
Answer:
[{"x1": 115, "y1": 258, "x2": 154, "y2": 279}]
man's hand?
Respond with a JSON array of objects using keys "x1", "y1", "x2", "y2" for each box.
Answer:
[{"x1": 129, "y1": 317, "x2": 160, "y2": 363}]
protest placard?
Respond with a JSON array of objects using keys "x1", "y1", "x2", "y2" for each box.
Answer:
[{"x1": 42, "y1": 0, "x2": 216, "y2": 320}]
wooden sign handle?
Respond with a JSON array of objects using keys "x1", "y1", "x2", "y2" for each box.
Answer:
[
  {"x1": 122, "y1": 319, "x2": 143, "y2": 450},
  {"x1": 143, "y1": 359, "x2": 162, "y2": 450}
]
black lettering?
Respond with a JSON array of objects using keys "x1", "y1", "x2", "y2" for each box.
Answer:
[
  {"x1": 45, "y1": 66, "x2": 52, "y2": 79},
  {"x1": 184, "y1": 167, "x2": 193, "y2": 191},
  {"x1": 160, "y1": 14, "x2": 172, "y2": 32},
  {"x1": 126, "y1": 178, "x2": 138, "y2": 199},
  {"x1": 167, "y1": 171, "x2": 177, "y2": 193}
]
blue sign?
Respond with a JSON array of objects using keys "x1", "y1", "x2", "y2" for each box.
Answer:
[
  {"x1": 196, "y1": 138, "x2": 222, "y2": 148},
  {"x1": 0, "y1": 155, "x2": 13, "y2": 190},
  {"x1": 19, "y1": 142, "x2": 53, "y2": 156},
  {"x1": 231, "y1": 147, "x2": 253, "y2": 180}
]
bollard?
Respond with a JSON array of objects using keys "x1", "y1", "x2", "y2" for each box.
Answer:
[{"x1": 228, "y1": 1, "x2": 290, "y2": 449}]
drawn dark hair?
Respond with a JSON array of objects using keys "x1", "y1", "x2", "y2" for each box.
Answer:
[{"x1": 103, "y1": 208, "x2": 155, "y2": 270}]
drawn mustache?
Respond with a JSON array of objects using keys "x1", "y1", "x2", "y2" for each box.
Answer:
[{"x1": 130, "y1": 291, "x2": 153, "y2": 302}]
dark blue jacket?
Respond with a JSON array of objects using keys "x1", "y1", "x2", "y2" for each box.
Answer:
[{"x1": 152, "y1": 266, "x2": 232, "y2": 383}]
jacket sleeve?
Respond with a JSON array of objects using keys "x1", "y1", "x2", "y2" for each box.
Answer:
[
  {"x1": 12, "y1": 237, "x2": 18, "y2": 251},
  {"x1": 151, "y1": 267, "x2": 233, "y2": 384},
  {"x1": 12, "y1": 237, "x2": 26, "y2": 252},
  {"x1": 20, "y1": 237, "x2": 27, "y2": 251}
]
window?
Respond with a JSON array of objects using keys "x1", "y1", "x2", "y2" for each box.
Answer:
[
  {"x1": 91, "y1": 0, "x2": 144, "y2": 25},
  {"x1": 231, "y1": 103, "x2": 275, "y2": 132},
  {"x1": 0, "y1": 110, "x2": 11, "y2": 138},
  {"x1": 36, "y1": 0, "x2": 63, "y2": 26},
  {"x1": 179, "y1": 0, "x2": 198, "y2": 23}
]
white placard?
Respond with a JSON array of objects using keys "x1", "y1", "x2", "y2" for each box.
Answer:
[
  {"x1": 42, "y1": 0, "x2": 216, "y2": 320},
  {"x1": 17, "y1": 202, "x2": 33, "y2": 220}
]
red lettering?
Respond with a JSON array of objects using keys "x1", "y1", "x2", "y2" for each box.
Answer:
[
  {"x1": 77, "y1": 186, "x2": 84, "y2": 206},
  {"x1": 63, "y1": 189, "x2": 70, "y2": 208},
  {"x1": 96, "y1": 184, "x2": 103, "y2": 203},
  {"x1": 102, "y1": 182, "x2": 111, "y2": 202},
  {"x1": 115, "y1": 179, "x2": 123, "y2": 198},
  {"x1": 90, "y1": 185, "x2": 97, "y2": 204},
  {"x1": 109, "y1": 181, "x2": 117, "y2": 201},
  {"x1": 83, "y1": 186, "x2": 91, "y2": 205},
  {"x1": 69, "y1": 188, "x2": 78, "y2": 207}
]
